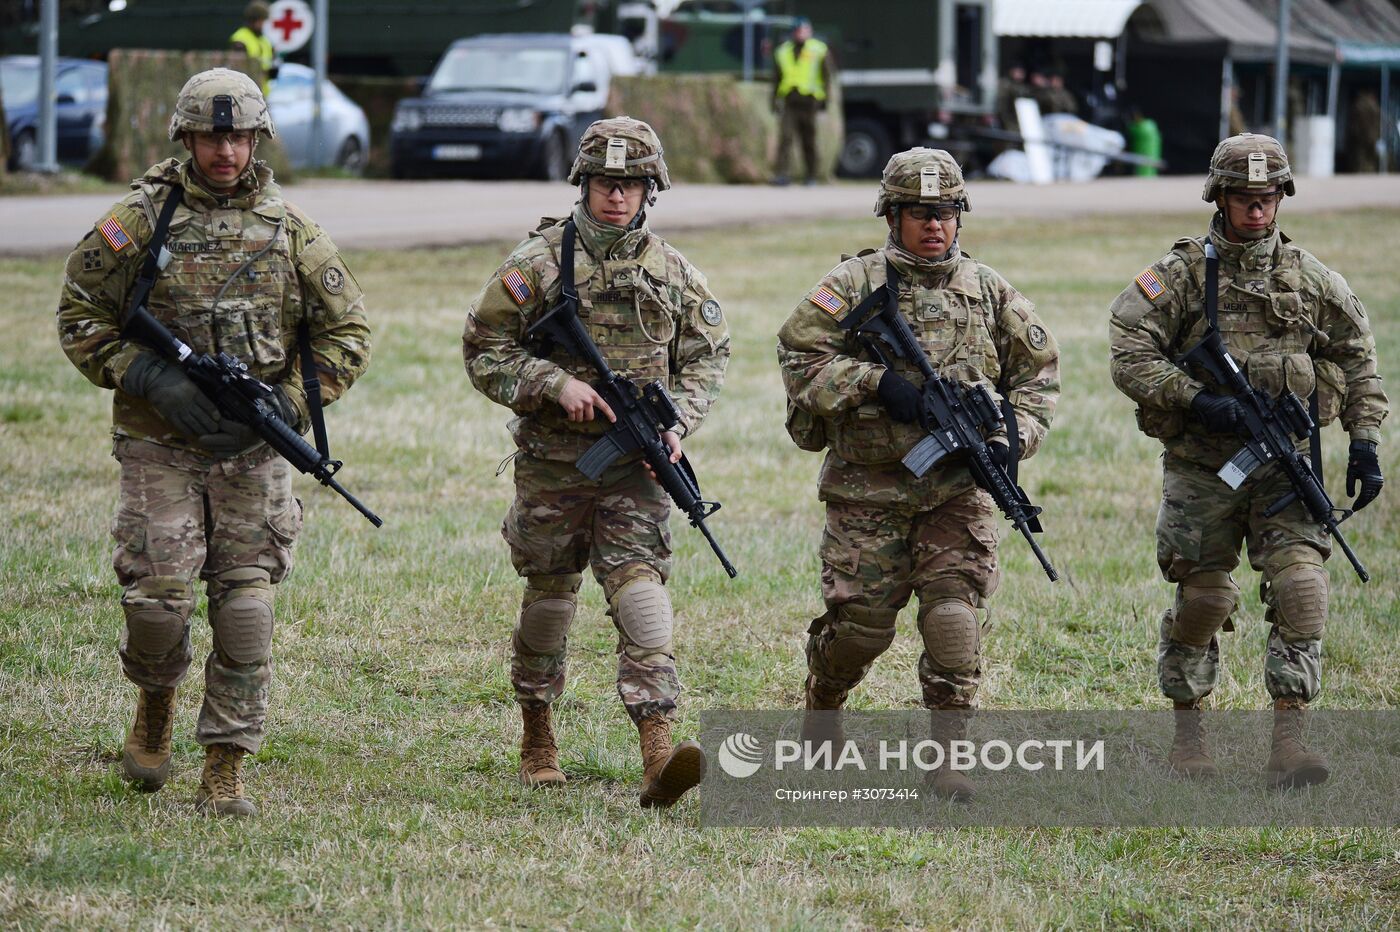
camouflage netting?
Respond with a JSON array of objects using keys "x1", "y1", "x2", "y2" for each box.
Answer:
[
  {"x1": 329, "y1": 75, "x2": 418, "y2": 177},
  {"x1": 91, "y1": 49, "x2": 292, "y2": 184},
  {"x1": 605, "y1": 75, "x2": 842, "y2": 184}
]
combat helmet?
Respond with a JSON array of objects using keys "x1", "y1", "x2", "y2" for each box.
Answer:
[
  {"x1": 168, "y1": 67, "x2": 276, "y2": 141},
  {"x1": 1202, "y1": 133, "x2": 1294, "y2": 202},
  {"x1": 568, "y1": 116, "x2": 671, "y2": 191},
  {"x1": 874, "y1": 147, "x2": 970, "y2": 216}
]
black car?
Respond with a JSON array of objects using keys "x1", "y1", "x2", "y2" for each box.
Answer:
[
  {"x1": 390, "y1": 33, "x2": 635, "y2": 180},
  {"x1": 1, "y1": 56, "x2": 108, "y2": 171}
]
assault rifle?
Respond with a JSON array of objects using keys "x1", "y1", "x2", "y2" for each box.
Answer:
[
  {"x1": 526, "y1": 220, "x2": 737, "y2": 578},
  {"x1": 1175, "y1": 243, "x2": 1366, "y2": 581},
  {"x1": 841, "y1": 263, "x2": 1057, "y2": 581},
  {"x1": 124, "y1": 304, "x2": 383, "y2": 527}
]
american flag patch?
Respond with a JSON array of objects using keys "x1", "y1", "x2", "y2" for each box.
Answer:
[
  {"x1": 502, "y1": 266, "x2": 534, "y2": 305},
  {"x1": 1135, "y1": 267, "x2": 1165, "y2": 300},
  {"x1": 99, "y1": 215, "x2": 132, "y2": 253},
  {"x1": 810, "y1": 286, "x2": 847, "y2": 317}
]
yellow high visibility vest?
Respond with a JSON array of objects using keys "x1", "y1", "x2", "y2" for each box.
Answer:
[
  {"x1": 775, "y1": 38, "x2": 828, "y2": 101},
  {"x1": 231, "y1": 26, "x2": 275, "y2": 91}
]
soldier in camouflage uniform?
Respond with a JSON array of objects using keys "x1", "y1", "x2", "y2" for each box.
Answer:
[
  {"x1": 57, "y1": 69, "x2": 371, "y2": 816},
  {"x1": 1109, "y1": 134, "x2": 1386, "y2": 787},
  {"x1": 777, "y1": 148, "x2": 1059, "y2": 800},
  {"x1": 463, "y1": 117, "x2": 729, "y2": 807}
]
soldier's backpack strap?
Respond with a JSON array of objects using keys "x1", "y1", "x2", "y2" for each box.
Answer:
[
  {"x1": 1203, "y1": 240, "x2": 1219, "y2": 330},
  {"x1": 560, "y1": 218, "x2": 579, "y2": 306},
  {"x1": 297, "y1": 321, "x2": 330, "y2": 458},
  {"x1": 837, "y1": 260, "x2": 896, "y2": 329},
  {"x1": 123, "y1": 184, "x2": 184, "y2": 327}
]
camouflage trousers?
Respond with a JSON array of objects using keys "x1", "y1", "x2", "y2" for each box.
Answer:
[
  {"x1": 111, "y1": 438, "x2": 302, "y2": 753},
  {"x1": 502, "y1": 451, "x2": 679, "y2": 723},
  {"x1": 808, "y1": 488, "x2": 1001, "y2": 709},
  {"x1": 1155, "y1": 453, "x2": 1329, "y2": 703}
]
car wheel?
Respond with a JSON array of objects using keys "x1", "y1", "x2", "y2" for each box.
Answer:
[
  {"x1": 838, "y1": 118, "x2": 892, "y2": 178},
  {"x1": 336, "y1": 136, "x2": 366, "y2": 175},
  {"x1": 12, "y1": 129, "x2": 37, "y2": 172},
  {"x1": 539, "y1": 130, "x2": 569, "y2": 181}
]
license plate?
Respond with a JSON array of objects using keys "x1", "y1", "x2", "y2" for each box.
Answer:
[{"x1": 433, "y1": 144, "x2": 482, "y2": 161}]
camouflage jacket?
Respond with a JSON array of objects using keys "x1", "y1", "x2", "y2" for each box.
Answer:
[
  {"x1": 1109, "y1": 218, "x2": 1387, "y2": 469},
  {"x1": 463, "y1": 205, "x2": 730, "y2": 462},
  {"x1": 777, "y1": 238, "x2": 1060, "y2": 509},
  {"x1": 57, "y1": 158, "x2": 372, "y2": 450}
]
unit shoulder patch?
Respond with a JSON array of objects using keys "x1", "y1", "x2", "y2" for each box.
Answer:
[
  {"x1": 700, "y1": 298, "x2": 723, "y2": 325},
  {"x1": 1027, "y1": 324, "x2": 1048, "y2": 349},
  {"x1": 809, "y1": 285, "x2": 848, "y2": 317},
  {"x1": 322, "y1": 265, "x2": 346, "y2": 295}
]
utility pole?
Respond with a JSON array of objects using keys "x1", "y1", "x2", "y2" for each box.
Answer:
[
  {"x1": 311, "y1": 0, "x2": 328, "y2": 168},
  {"x1": 36, "y1": 0, "x2": 59, "y2": 173},
  {"x1": 1273, "y1": 0, "x2": 1291, "y2": 142}
]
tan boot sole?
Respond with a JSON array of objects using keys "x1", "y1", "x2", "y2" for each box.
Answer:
[
  {"x1": 1167, "y1": 759, "x2": 1219, "y2": 779},
  {"x1": 122, "y1": 750, "x2": 172, "y2": 792},
  {"x1": 195, "y1": 790, "x2": 257, "y2": 817},
  {"x1": 519, "y1": 766, "x2": 567, "y2": 788},
  {"x1": 1267, "y1": 762, "x2": 1330, "y2": 790},
  {"x1": 640, "y1": 741, "x2": 707, "y2": 809}
]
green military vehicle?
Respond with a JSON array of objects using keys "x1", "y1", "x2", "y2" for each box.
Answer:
[{"x1": 795, "y1": 0, "x2": 996, "y2": 176}]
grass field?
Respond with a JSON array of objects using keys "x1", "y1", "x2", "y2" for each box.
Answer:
[{"x1": 2, "y1": 206, "x2": 1398, "y2": 928}]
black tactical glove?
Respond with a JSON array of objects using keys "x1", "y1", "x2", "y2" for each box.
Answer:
[
  {"x1": 197, "y1": 386, "x2": 297, "y2": 458},
  {"x1": 988, "y1": 440, "x2": 1012, "y2": 470},
  {"x1": 122, "y1": 353, "x2": 221, "y2": 437},
  {"x1": 1346, "y1": 439, "x2": 1384, "y2": 511},
  {"x1": 877, "y1": 369, "x2": 923, "y2": 424},
  {"x1": 1190, "y1": 390, "x2": 1247, "y2": 435}
]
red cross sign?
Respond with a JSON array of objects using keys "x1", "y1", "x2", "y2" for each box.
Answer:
[{"x1": 265, "y1": 0, "x2": 314, "y2": 53}]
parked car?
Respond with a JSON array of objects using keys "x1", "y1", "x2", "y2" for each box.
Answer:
[
  {"x1": 0, "y1": 55, "x2": 107, "y2": 171},
  {"x1": 267, "y1": 63, "x2": 371, "y2": 174},
  {"x1": 389, "y1": 32, "x2": 643, "y2": 180}
]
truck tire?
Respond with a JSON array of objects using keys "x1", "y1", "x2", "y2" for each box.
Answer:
[{"x1": 838, "y1": 118, "x2": 892, "y2": 178}]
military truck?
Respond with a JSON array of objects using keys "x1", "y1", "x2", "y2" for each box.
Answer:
[{"x1": 800, "y1": 0, "x2": 997, "y2": 176}]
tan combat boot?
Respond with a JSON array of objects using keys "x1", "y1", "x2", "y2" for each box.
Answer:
[
  {"x1": 519, "y1": 704, "x2": 566, "y2": 788},
  {"x1": 638, "y1": 715, "x2": 707, "y2": 809},
  {"x1": 1266, "y1": 697, "x2": 1330, "y2": 789},
  {"x1": 1167, "y1": 699, "x2": 1219, "y2": 778},
  {"x1": 800, "y1": 674, "x2": 847, "y2": 752},
  {"x1": 928, "y1": 710, "x2": 976, "y2": 802},
  {"x1": 196, "y1": 744, "x2": 256, "y2": 817},
  {"x1": 122, "y1": 687, "x2": 177, "y2": 791}
]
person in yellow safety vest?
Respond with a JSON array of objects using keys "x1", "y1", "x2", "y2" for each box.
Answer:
[
  {"x1": 771, "y1": 17, "x2": 834, "y2": 186},
  {"x1": 231, "y1": 1, "x2": 276, "y2": 94}
]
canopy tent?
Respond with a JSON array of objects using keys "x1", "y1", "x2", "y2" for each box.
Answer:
[
  {"x1": 1252, "y1": 0, "x2": 1400, "y2": 66},
  {"x1": 993, "y1": 0, "x2": 1144, "y2": 38},
  {"x1": 1129, "y1": 0, "x2": 1337, "y2": 64}
]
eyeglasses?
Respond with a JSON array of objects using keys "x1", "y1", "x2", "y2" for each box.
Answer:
[
  {"x1": 1224, "y1": 190, "x2": 1281, "y2": 211},
  {"x1": 587, "y1": 177, "x2": 647, "y2": 196},
  {"x1": 192, "y1": 131, "x2": 256, "y2": 150},
  {"x1": 902, "y1": 204, "x2": 960, "y2": 222}
]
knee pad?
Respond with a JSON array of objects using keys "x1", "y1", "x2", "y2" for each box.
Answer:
[
  {"x1": 1171, "y1": 571, "x2": 1239, "y2": 647},
  {"x1": 1272, "y1": 561, "x2": 1328, "y2": 641},
  {"x1": 826, "y1": 603, "x2": 898, "y2": 670},
  {"x1": 918, "y1": 599, "x2": 980, "y2": 673},
  {"x1": 518, "y1": 585, "x2": 578, "y2": 654},
  {"x1": 124, "y1": 607, "x2": 187, "y2": 655},
  {"x1": 210, "y1": 568, "x2": 274, "y2": 664},
  {"x1": 611, "y1": 578, "x2": 673, "y2": 653}
]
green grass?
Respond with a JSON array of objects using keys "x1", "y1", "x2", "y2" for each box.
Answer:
[{"x1": 2, "y1": 208, "x2": 1398, "y2": 928}]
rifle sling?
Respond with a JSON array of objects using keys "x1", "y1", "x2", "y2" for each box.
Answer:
[
  {"x1": 122, "y1": 184, "x2": 184, "y2": 329},
  {"x1": 298, "y1": 321, "x2": 330, "y2": 458}
]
